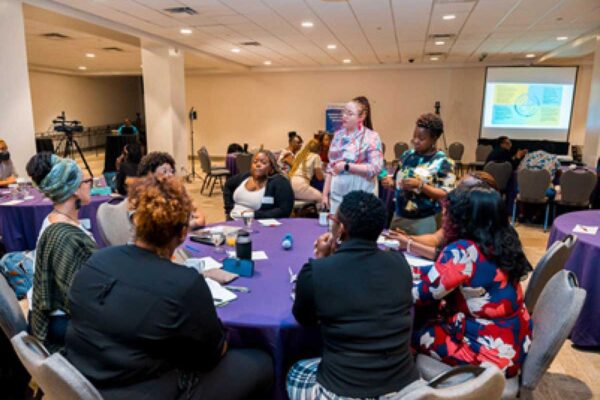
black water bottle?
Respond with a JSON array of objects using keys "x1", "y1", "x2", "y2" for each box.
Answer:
[{"x1": 236, "y1": 231, "x2": 252, "y2": 260}]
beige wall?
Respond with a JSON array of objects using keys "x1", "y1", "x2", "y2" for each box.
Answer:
[
  {"x1": 186, "y1": 65, "x2": 592, "y2": 162},
  {"x1": 29, "y1": 71, "x2": 142, "y2": 133}
]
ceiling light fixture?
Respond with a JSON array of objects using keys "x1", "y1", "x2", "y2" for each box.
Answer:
[
  {"x1": 264, "y1": 60, "x2": 272, "y2": 65},
  {"x1": 301, "y1": 21, "x2": 314, "y2": 28},
  {"x1": 78, "y1": 66, "x2": 87, "y2": 70},
  {"x1": 180, "y1": 28, "x2": 192, "y2": 35},
  {"x1": 85, "y1": 53, "x2": 95, "y2": 58},
  {"x1": 443, "y1": 14, "x2": 456, "y2": 20},
  {"x1": 231, "y1": 48, "x2": 241, "y2": 53},
  {"x1": 556, "y1": 36, "x2": 568, "y2": 41},
  {"x1": 342, "y1": 59, "x2": 351, "y2": 64},
  {"x1": 526, "y1": 53, "x2": 536, "y2": 58},
  {"x1": 327, "y1": 44, "x2": 337, "y2": 49},
  {"x1": 435, "y1": 41, "x2": 445, "y2": 46},
  {"x1": 430, "y1": 56, "x2": 439, "y2": 61}
]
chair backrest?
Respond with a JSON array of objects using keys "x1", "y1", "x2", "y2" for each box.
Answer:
[
  {"x1": 559, "y1": 170, "x2": 597, "y2": 206},
  {"x1": 235, "y1": 153, "x2": 253, "y2": 175},
  {"x1": 198, "y1": 147, "x2": 211, "y2": 173},
  {"x1": 448, "y1": 142, "x2": 464, "y2": 162},
  {"x1": 475, "y1": 144, "x2": 493, "y2": 162},
  {"x1": 517, "y1": 169, "x2": 551, "y2": 203},
  {"x1": 11, "y1": 332, "x2": 103, "y2": 400},
  {"x1": 520, "y1": 271, "x2": 586, "y2": 392},
  {"x1": 96, "y1": 198, "x2": 133, "y2": 246},
  {"x1": 483, "y1": 161, "x2": 513, "y2": 191},
  {"x1": 402, "y1": 365, "x2": 505, "y2": 400},
  {"x1": 524, "y1": 235, "x2": 577, "y2": 313},
  {"x1": 0, "y1": 273, "x2": 27, "y2": 339},
  {"x1": 394, "y1": 142, "x2": 409, "y2": 159}
]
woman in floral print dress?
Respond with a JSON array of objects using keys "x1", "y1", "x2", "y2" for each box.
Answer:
[{"x1": 412, "y1": 184, "x2": 533, "y2": 377}]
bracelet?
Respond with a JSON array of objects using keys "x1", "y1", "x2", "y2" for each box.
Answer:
[{"x1": 407, "y1": 239, "x2": 413, "y2": 254}]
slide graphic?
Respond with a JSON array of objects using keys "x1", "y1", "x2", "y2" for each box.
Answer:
[{"x1": 486, "y1": 83, "x2": 569, "y2": 128}]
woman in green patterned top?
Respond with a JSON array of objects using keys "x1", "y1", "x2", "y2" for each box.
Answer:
[
  {"x1": 382, "y1": 114, "x2": 455, "y2": 235},
  {"x1": 26, "y1": 152, "x2": 96, "y2": 353}
]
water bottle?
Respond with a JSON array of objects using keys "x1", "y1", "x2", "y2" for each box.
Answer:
[
  {"x1": 236, "y1": 231, "x2": 252, "y2": 260},
  {"x1": 281, "y1": 233, "x2": 293, "y2": 250}
]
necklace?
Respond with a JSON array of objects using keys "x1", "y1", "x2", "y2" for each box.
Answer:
[{"x1": 52, "y1": 208, "x2": 79, "y2": 225}]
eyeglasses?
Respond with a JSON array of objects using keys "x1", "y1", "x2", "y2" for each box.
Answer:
[
  {"x1": 342, "y1": 110, "x2": 357, "y2": 117},
  {"x1": 327, "y1": 214, "x2": 340, "y2": 225},
  {"x1": 81, "y1": 178, "x2": 93, "y2": 186},
  {"x1": 156, "y1": 166, "x2": 175, "y2": 176}
]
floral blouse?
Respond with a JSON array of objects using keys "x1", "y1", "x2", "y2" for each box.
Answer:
[{"x1": 326, "y1": 127, "x2": 383, "y2": 179}]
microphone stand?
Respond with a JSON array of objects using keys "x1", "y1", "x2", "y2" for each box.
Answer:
[
  {"x1": 435, "y1": 102, "x2": 448, "y2": 152},
  {"x1": 186, "y1": 108, "x2": 200, "y2": 182}
]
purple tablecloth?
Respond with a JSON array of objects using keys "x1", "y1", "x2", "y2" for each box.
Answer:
[
  {"x1": 226, "y1": 153, "x2": 238, "y2": 176},
  {"x1": 182, "y1": 218, "x2": 326, "y2": 399},
  {"x1": 0, "y1": 189, "x2": 112, "y2": 251},
  {"x1": 548, "y1": 210, "x2": 600, "y2": 347}
]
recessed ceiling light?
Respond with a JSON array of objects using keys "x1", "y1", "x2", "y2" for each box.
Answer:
[
  {"x1": 85, "y1": 53, "x2": 95, "y2": 58},
  {"x1": 327, "y1": 44, "x2": 337, "y2": 50},
  {"x1": 180, "y1": 28, "x2": 192, "y2": 35},
  {"x1": 526, "y1": 53, "x2": 536, "y2": 58},
  {"x1": 430, "y1": 56, "x2": 439, "y2": 61},
  {"x1": 231, "y1": 48, "x2": 241, "y2": 53},
  {"x1": 443, "y1": 14, "x2": 456, "y2": 20},
  {"x1": 342, "y1": 59, "x2": 351, "y2": 64},
  {"x1": 263, "y1": 60, "x2": 272, "y2": 65},
  {"x1": 78, "y1": 66, "x2": 87, "y2": 70},
  {"x1": 301, "y1": 21, "x2": 314, "y2": 28},
  {"x1": 556, "y1": 36, "x2": 568, "y2": 41},
  {"x1": 435, "y1": 41, "x2": 445, "y2": 46}
]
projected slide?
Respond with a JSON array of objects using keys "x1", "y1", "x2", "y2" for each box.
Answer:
[{"x1": 484, "y1": 83, "x2": 573, "y2": 129}]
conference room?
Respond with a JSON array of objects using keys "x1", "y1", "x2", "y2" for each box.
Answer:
[{"x1": 1, "y1": 0, "x2": 600, "y2": 399}]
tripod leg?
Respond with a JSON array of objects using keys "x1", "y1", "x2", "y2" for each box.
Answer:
[{"x1": 72, "y1": 139, "x2": 94, "y2": 178}]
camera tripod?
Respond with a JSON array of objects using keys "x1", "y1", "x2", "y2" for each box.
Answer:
[{"x1": 56, "y1": 133, "x2": 93, "y2": 178}]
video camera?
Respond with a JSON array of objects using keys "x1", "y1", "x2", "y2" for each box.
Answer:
[{"x1": 53, "y1": 111, "x2": 83, "y2": 136}]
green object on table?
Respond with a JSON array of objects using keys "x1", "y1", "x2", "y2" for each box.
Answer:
[{"x1": 91, "y1": 187, "x2": 112, "y2": 196}]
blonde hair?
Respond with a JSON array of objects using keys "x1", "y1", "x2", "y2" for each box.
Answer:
[{"x1": 289, "y1": 139, "x2": 320, "y2": 178}]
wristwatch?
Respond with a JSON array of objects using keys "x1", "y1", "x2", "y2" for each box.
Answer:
[{"x1": 344, "y1": 162, "x2": 350, "y2": 172}]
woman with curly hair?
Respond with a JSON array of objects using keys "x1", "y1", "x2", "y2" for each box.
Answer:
[
  {"x1": 382, "y1": 113, "x2": 455, "y2": 235},
  {"x1": 412, "y1": 184, "x2": 533, "y2": 377},
  {"x1": 65, "y1": 176, "x2": 273, "y2": 399}
]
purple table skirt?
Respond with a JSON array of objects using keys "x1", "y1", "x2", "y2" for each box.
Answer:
[
  {"x1": 182, "y1": 218, "x2": 326, "y2": 399},
  {"x1": 0, "y1": 189, "x2": 112, "y2": 252},
  {"x1": 547, "y1": 210, "x2": 600, "y2": 347}
]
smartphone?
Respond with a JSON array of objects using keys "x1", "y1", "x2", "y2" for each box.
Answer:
[{"x1": 190, "y1": 235, "x2": 214, "y2": 246}]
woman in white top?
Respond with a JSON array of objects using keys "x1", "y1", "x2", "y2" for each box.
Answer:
[{"x1": 289, "y1": 139, "x2": 324, "y2": 202}]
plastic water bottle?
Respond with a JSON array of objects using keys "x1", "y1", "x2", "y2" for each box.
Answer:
[{"x1": 281, "y1": 233, "x2": 293, "y2": 250}]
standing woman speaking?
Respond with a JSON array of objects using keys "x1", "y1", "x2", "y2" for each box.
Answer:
[{"x1": 322, "y1": 96, "x2": 384, "y2": 214}]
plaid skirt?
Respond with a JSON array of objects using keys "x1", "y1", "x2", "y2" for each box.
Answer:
[{"x1": 287, "y1": 358, "x2": 425, "y2": 400}]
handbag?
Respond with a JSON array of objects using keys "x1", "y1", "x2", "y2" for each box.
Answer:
[{"x1": 222, "y1": 257, "x2": 254, "y2": 277}]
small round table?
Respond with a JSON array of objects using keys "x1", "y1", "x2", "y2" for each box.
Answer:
[
  {"x1": 548, "y1": 210, "x2": 600, "y2": 347},
  {"x1": 182, "y1": 218, "x2": 326, "y2": 400},
  {"x1": 0, "y1": 189, "x2": 112, "y2": 251}
]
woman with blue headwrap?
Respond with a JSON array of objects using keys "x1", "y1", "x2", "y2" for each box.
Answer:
[{"x1": 26, "y1": 152, "x2": 96, "y2": 353}]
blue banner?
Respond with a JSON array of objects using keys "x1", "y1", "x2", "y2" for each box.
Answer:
[{"x1": 325, "y1": 104, "x2": 344, "y2": 133}]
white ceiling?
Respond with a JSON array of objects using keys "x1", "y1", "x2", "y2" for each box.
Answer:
[{"x1": 24, "y1": 0, "x2": 600, "y2": 74}]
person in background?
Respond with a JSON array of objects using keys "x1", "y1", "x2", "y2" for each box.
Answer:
[
  {"x1": 137, "y1": 151, "x2": 206, "y2": 229},
  {"x1": 289, "y1": 139, "x2": 324, "y2": 202},
  {"x1": 117, "y1": 118, "x2": 139, "y2": 135},
  {"x1": 382, "y1": 113, "x2": 455, "y2": 235},
  {"x1": 386, "y1": 171, "x2": 498, "y2": 260},
  {"x1": 517, "y1": 149, "x2": 561, "y2": 178},
  {"x1": 317, "y1": 131, "x2": 332, "y2": 165},
  {"x1": 223, "y1": 150, "x2": 294, "y2": 220},
  {"x1": 0, "y1": 139, "x2": 16, "y2": 187},
  {"x1": 115, "y1": 142, "x2": 142, "y2": 196},
  {"x1": 412, "y1": 184, "x2": 532, "y2": 377},
  {"x1": 25, "y1": 153, "x2": 96, "y2": 353},
  {"x1": 278, "y1": 132, "x2": 303, "y2": 174},
  {"x1": 66, "y1": 176, "x2": 273, "y2": 400},
  {"x1": 322, "y1": 96, "x2": 383, "y2": 214},
  {"x1": 288, "y1": 191, "x2": 421, "y2": 399},
  {"x1": 485, "y1": 136, "x2": 527, "y2": 169}
]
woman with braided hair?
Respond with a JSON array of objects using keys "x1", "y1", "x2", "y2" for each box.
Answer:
[{"x1": 290, "y1": 139, "x2": 324, "y2": 202}]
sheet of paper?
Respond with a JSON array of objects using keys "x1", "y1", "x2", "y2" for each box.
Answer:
[
  {"x1": 0, "y1": 199, "x2": 24, "y2": 206},
  {"x1": 257, "y1": 219, "x2": 281, "y2": 226},
  {"x1": 377, "y1": 235, "x2": 400, "y2": 250},
  {"x1": 573, "y1": 224, "x2": 598, "y2": 235},
  {"x1": 185, "y1": 257, "x2": 222, "y2": 273},
  {"x1": 205, "y1": 277, "x2": 237, "y2": 306},
  {"x1": 403, "y1": 253, "x2": 434, "y2": 268},
  {"x1": 227, "y1": 250, "x2": 268, "y2": 260}
]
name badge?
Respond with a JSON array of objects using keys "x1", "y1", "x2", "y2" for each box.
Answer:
[{"x1": 262, "y1": 196, "x2": 274, "y2": 205}]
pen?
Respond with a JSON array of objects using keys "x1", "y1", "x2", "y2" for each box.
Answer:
[{"x1": 227, "y1": 286, "x2": 250, "y2": 293}]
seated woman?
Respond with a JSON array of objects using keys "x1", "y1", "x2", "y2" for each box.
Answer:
[
  {"x1": 0, "y1": 139, "x2": 16, "y2": 187},
  {"x1": 382, "y1": 113, "x2": 455, "y2": 235},
  {"x1": 387, "y1": 171, "x2": 498, "y2": 260},
  {"x1": 115, "y1": 142, "x2": 142, "y2": 196},
  {"x1": 223, "y1": 150, "x2": 294, "y2": 219},
  {"x1": 278, "y1": 131, "x2": 303, "y2": 174},
  {"x1": 65, "y1": 176, "x2": 273, "y2": 399},
  {"x1": 26, "y1": 153, "x2": 96, "y2": 353},
  {"x1": 317, "y1": 131, "x2": 331, "y2": 165},
  {"x1": 289, "y1": 139, "x2": 324, "y2": 202},
  {"x1": 412, "y1": 184, "x2": 532, "y2": 377},
  {"x1": 288, "y1": 191, "x2": 421, "y2": 399}
]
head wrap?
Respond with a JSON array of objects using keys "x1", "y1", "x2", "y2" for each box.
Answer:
[{"x1": 38, "y1": 155, "x2": 82, "y2": 203}]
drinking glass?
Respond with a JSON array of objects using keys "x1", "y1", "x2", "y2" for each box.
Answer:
[
  {"x1": 211, "y1": 231, "x2": 225, "y2": 253},
  {"x1": 241, "y1": 210, "x2": 254, "y2": 233}
]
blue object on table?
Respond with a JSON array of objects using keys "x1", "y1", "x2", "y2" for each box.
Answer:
[{"x1": 281, "y1": 233, "x2": 293, "y2": 250}]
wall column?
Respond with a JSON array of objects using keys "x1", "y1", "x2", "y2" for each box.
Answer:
[{"x1": 583, "y1": 36, "x2": 600, "y2": 167}]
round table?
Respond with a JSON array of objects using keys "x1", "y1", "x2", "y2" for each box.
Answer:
[
  {"x1": 548, "y1": 210, "x2": 600, "y2": 347},
  {"x1": 0, "y1": 189, "x2": 112, "y2": 251},
  {"x1": 182, "y1": 218, "x2": 325, "y2": 400}
]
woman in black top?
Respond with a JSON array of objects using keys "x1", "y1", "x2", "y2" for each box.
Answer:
[
  {"x1": 115, "y1": 142, "x2": 142, "y2": 195},
  {"x1": 288, "y1": 191, "x2": 422, "y2": 399},
  {"x1": 65, "y1": 176, "x2": 273, "y2": 400},
  {"x1": 223, "y1": 150, "x2": 294, "y2": 220}
]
